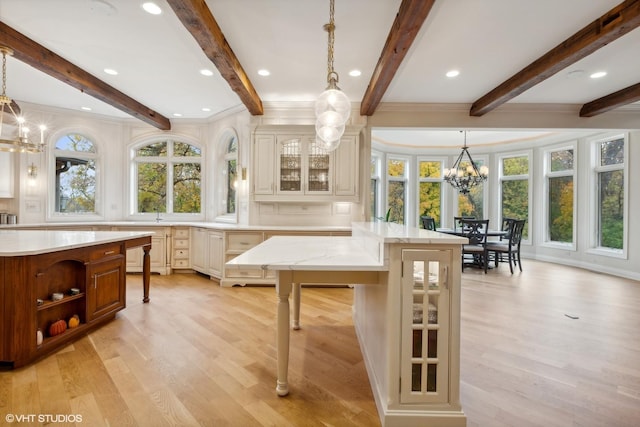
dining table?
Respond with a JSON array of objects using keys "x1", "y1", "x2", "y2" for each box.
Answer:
[{"x1": 436, "y1": 227, "x2": 508, "y2": 238}]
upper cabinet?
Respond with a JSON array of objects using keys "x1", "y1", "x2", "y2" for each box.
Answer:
[
  {"x1": 0, "y1": 152, "x2": 15, "y2": 198},
  {"x1": 252, "y1": 127, "x2": 359, "y2": 202}
]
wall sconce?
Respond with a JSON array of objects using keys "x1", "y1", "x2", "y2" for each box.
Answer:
[
  {"x1": 27, "y1": 162, "x2": 38, "y2": 178},
  {"x1": 241, "y1": 167, "x2": 247, "y2": 181}
]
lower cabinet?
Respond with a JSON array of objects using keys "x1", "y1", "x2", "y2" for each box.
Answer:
[
  {"x1": 87, "y1": 255, "x2": 126, "y2": 321},
  {"x1": 191, "y1": 228, "x2": 224, "y2": 280},
  {"x1": 114, "y1": 227, "x2": 170, "y2": 275}
]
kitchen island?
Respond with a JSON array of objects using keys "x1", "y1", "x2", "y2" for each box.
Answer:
[
  {"x1": 226, "y1": 222, "x2": 468, "y2": 427},
  {"x1": 0, "y1": 230, "x2": 152, "y2": 368}
]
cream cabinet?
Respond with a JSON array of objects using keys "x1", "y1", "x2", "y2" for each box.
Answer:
[
  {"x1": 191, "y1": 228, "x2": 224, "y2": 280},
  {"x1": 252, "y1": 127, "x2": 360, "y2": 202},
  {"x1": 0, "y1": 152, "x2": 14, "y2": 198},
  {"x1": 171, "y1": 227, "x2": 191, "y2": 270},
  {"x1": 113, "y1": 226, "x2": 170, "y2": 275}
]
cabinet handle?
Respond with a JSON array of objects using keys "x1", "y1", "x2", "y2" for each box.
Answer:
[
  {"x1": 443, "y1": 266, "x2": 449, "y2": 289},
  {"x1": 94, "y1": 275, "x2": 97, "y2": 289},
  {"x1": 104, "y1": 250, "x2": 115, "y2": 255}
]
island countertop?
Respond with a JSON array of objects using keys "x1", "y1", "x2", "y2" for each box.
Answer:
[{"x1": 0, "y1": 229, "x2": 154, "y2": 256}]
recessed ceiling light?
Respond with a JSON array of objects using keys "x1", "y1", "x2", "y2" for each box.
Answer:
[
  {"x1": 348, "y1": 69, "x2": 361, "y2": 77},
  {"x1": 142, "y1": 2, "x2": 162, "y2": 15},
  {"x1": 104, "y1": 68, "x2": 118, "y2": 75},
  {"x1": 590, "y1": 71, "x2": 607, "y2": 79},
  {"x1": 173, "y1": 113, "x2": 183, "y2": 117},
  {"x1": 89, "y1": 0, "x2": 117, "y2": 16},
  {"x1": 201, "y1": 107, "x2": 211, "y2": 112},
  {"x1": 200, "y1": 69, "x2": 214, "y2": 76},
  {"x1": 446, "y1": 70, "x2": 460, "y2": 78},
  {"x1": 258, "y1": 69, "x2": 270, "y2": 76},
  {"x1": 81, "y1": 106, "x2": 92, "y2": 111}
]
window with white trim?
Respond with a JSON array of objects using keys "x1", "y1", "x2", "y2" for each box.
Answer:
[
  {"x1": 593, "y1": 135, "x2": 625, "y2": 251},
  {"x1": 370, "y1": 153, "x2": 381, "y2": 220},
  {"x1": 545, "y1": 146, "x2": 575, "y2": 245},
  {"x1": 387, "y1": 156, "x2": 408, "y2": 224},
  {"x1": 52, "y1": 133, "x2": 98, "y2": 215},
  {"x1": 223, "y1": 135, "x2": 238, "y2": 215},
  {"x1": 132, "y1": 139, "x2": 202, "y2": 216},
  {"x1": 456, "y1": 156, "x2": 487, "y2": 219},
  {"x1": 499, "y1": 153, "x2": 530, "y2": 239},
  {"x1": 417, "y1": 158, "x2": 442, "y2": 227}
]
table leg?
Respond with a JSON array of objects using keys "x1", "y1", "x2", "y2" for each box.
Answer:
[
  {"x1": 292, "y1": 282, "x2": 301, "y2": 330},
  {"x1": 276, "y1": 271, "x2": 293, "y2": 396},
  {"x1": 142, "y1": 244, "x2": 151, "y2": 303}
]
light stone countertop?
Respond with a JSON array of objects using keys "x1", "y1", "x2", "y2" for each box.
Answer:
[
  {"x1": 226, "y1": 222, "x2": 467, "y2": 271},
  {"x1": 0, "y1": 230, "x2": 153, "y2": 256}
]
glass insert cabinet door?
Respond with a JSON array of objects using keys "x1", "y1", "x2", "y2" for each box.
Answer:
[
  {"x1": 279, "y1": 138, "x2": 302, "y2": 192},
  {"x1": 401, "y1": 249, "x2": 451, "y2": 404},
  {"x1": 277, "y1": 136, "x2": 332, "y2": 194}
]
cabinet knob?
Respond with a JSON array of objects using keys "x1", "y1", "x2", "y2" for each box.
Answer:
[{"x1": 104, "y1": 250, "x2": 115, "y2": 255}]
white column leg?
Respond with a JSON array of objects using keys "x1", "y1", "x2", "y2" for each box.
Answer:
[
  {"x1": 275, "y1": 270, "x2": 293, "y2": 396},
  {"x1": 292, "y1": 282, "x2": 301, "y2": 330}
]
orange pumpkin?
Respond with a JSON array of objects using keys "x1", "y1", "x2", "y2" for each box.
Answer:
[
  {"x1": 68, "y1": 314, "x2": 80, "y2": 329},
  {"x1": 48, "y1": 319, "x2": 67, "y2": 336}
]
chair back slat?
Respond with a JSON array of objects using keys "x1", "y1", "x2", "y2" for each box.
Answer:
[
  {"x1": 421, "y1": 216, "x2": 436, "y2": 230},
  {"x1": 454, "y1": 216, "x2": 476, "y2": 232},
  {"x1": 461, "y1": 219, "x2": 489, "y2": 245}
]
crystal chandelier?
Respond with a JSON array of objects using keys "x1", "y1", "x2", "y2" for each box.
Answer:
[
  {"x1": 315, "y1": 0, "x2": 350, "y2": 152},
  {"x1": 443, "y1": 131, "x2": 488, "y2": 195},
  {"x1": 0, "y1": 46, "x2": 46, "y2": 154}
]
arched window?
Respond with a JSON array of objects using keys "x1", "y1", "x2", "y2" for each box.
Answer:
[
  {"x1": 132, "y1": 139, "x2": 202, "y2": 217},
  {"x1": 223, "y1": 136, "x2": 238, "y2": 215},
  {"x1": 52, "y1": 133, "x2": 98, "y2": 214}
]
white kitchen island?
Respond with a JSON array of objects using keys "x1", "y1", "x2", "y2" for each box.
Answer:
[{"x1": 226, "y1": 222, "x2": 468, "y2": 427}]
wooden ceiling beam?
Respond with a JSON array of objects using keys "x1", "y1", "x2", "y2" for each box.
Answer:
[
  {"x1": 0, "y1": 21, "x2": 171, "y2": 130},
  {"x1": 470, "y1": 0, "x2": 640, "y2": 117},
  {"x1": 580, "y1": 82, "x2": 640, "y2": 117},
  {"x1": 360, "y1": 0, "x2": 435, "y2": 116},
  {"x1": 166, "y1": 0, "x2": 263, "y2": 116}
]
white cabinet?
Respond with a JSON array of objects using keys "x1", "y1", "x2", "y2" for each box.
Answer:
[
  {"x1": 191, "y1": 227, "x2": 207, "y2": 272},
  {"x1": 251, "y1": 127, "x2": 359, "y2": 202},
  {"x1": 207, "y1": 231, "x2": 223, "y2": 278},
  {"x1": 0, "y1": 152, "x2": 14, "y2": 198},
  {"x1": 114, "y1": 226, "x2": 170, "y2": 275},
  {"x1": 191, "y1": 227, "x2": 223, "y2": 280},
  {"x1": 171, "y1": 227, "x2": 190, "y2": 269}
]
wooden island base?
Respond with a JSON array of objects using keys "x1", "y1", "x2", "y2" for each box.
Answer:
[{"x1": 0, "y1": 231, "x2": 152, "y2": 369}]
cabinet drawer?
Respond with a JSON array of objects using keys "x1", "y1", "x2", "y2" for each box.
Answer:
[
  {"x1": 91, "y1": 244, "x2": 123, "y2": 260},
  {"x1": 174, "y1": 239, "x2": 189, "y2": 248},
  {"x1": 227, "y1": 232, "x2": 263, "y2": 251},
  {"x1": 173, "y1": 259, "x2": 190, "y2": 268},
  {"x1": 173, "y1": 228, "x2": 190, "y2": 238},
  {"x1": 225, "y1": 254, "x2": 263, "y2": 278},
  {"x1": 174, "y1": 249, "x2": 189, "y2": 259}
]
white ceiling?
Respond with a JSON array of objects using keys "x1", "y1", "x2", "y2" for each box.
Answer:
[{"x1": 1, "y1": 0, "x2": 638, "y2": 146}]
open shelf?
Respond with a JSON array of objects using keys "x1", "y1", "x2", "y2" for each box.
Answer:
[{"x1": 37, "y1": 293, "x2": 85, "y2": 311}]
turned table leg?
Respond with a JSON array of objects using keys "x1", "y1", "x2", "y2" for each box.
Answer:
[
  {"x1": 142, "y1": 244, "x2": 151, "y2": 303},
  {"x1": 275, "y1": 270, "x2": 293, "y2": 396}
]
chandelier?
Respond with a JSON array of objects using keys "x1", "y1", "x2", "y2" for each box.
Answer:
[
  {"x1": 443, "y1": 131, "x2": 488, "y2": 194},
  {"x1": 0, "y1": 46, "x2": 46, "y2": 154},
  {"x1": 314, "y1": 0, "x2": 350, "y2": 152}
]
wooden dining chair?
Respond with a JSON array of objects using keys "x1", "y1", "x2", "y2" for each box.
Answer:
[
  {"x1": 487, "y1": 219, "x2": 525, "y2": 273},
  {"x1": 461, "y1": 219, "x2": 489, "y2": 273},
  {"x1": 420, "y1": 216, "x2": 436, "y2": 230}
]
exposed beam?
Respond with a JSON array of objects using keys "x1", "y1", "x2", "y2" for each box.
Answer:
[
  {"x1": 580, "y1": 82, "x2": 640, "y2": 117},
  {"x1": 0, "y1": 21, "x2": 171, "y2": 130},
  {"x1": 166, "y1": 0, "x2": 263, "y2": 116},
  {"x1": 360, "y1": 0, "x2": 435, "y2": 116},
  {"x1": 470, "y1": 0, "x2": 640, "y2": 117}
]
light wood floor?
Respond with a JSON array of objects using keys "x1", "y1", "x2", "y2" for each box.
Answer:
[{"x1": 1, "y1": 260, "x2": 639, "y2": 426}]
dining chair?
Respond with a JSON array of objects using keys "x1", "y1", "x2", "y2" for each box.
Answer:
[
  {"x1": 461, "y1": 219, "x2": 489, "y2": 273},
  {"x1": 453, "y1": 216, "x2": 475, "y2": 233},
  {"x1": 487, "y1": 219, "x2": 525, "y2": 273},
  {"x1": 499, "y1": 217, "x2": 516, "y2": 241},
  {"x1": 420, "y1": 216, "x2": 436, "y2": 230}
]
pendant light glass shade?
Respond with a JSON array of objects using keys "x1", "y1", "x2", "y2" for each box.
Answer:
[
  {"x1": 315, "y1": 87, "x2": 350, "y2": 126},
  {"x1": 316, "y1": 135, "x2": 341, "y2": 152},
  {"x1": 315, "y1": 120, "x2": 344, "y2": 143}
]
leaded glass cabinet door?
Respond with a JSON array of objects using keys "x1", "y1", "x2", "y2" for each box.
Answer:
[
  {"x1": 401, "y1": 249, "x2": 450, "y2": 404},
  {"x1": 277, "y1": 138, "x2": 302, "y2": 194},
  {"x1": 306, "y1": 139, "x2": 331, "y2": 194}
]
